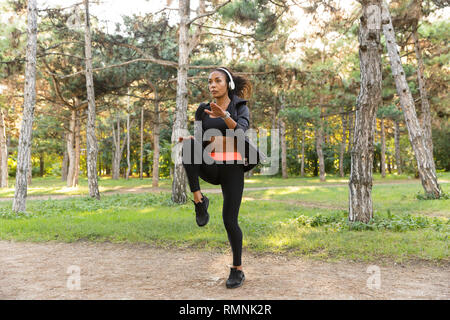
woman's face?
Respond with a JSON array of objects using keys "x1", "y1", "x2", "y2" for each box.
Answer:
[{"x1": 208, "y1": 71, "x2": 228, "y2": 99}]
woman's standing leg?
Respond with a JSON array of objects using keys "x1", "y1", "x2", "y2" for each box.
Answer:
[{"x1": 220, "y1": 163, "x2": 245, "y2": 268}]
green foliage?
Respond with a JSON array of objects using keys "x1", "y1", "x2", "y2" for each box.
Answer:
[
  {"x1": 218, "y1": 0, "x2": 283, "y2": 41},
  {"x1": 278, "y1": 106, "x2": 320, "y2": 125},
  {"x1": 415, "y1": 190, "x2": 449, "y2": 200},
  {"x1": 220, "y1": 0, "x2": 260, "y2": 24},
  {"x1": 290, "y1": 210, "x2": 449, "y2": 233},
  {"x1": 419, "y1": 20, "x2": 450, "y2": 43},
  {"x1": 377, "y1": 104, "x2": 403, "y2": 120},
  {"x1": 432, "y1": 124, "x2": 450, "y2": 171}
]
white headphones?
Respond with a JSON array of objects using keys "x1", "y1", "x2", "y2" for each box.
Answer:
[{"x1": 216, "y1": 67, "x2": 235, "y2": 90}]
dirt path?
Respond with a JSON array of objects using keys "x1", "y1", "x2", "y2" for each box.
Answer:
[{"x1": 0, "y1": 240, "x2": 448, "y2": 300}]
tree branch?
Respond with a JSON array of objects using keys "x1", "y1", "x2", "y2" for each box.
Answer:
[{"x1": 187, "y1": 0, "x2": 232, "y2": 25}]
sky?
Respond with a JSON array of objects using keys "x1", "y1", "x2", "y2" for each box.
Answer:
[
  {"x1": 33, "y1": 0, "x2": 355, "y2": 34},
  {"x1": 37, "y1": 0, "x2": 195, "y2": 30},
  {"x1": 1, "y1": 0, "x2": 448, "y2": 62},
  {"x1": 2, "y1": 0, "x2": 448, "y2": 37}
]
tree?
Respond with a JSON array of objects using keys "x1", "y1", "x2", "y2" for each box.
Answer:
[
  {"x1": 381, "y1": 0, "x2": 442, "y2": 198},
  {"x1": 84, "y1": 0, "x2": 100, "y2": 199},
  {"x1": 0, "y1": 108, "x2": 8, "y2": 187},
  {"x1": 13, "y1": 0, "x2": 38, "y2": 213},
  {"x1": 145, "y1": 79, "x2": 161, "y2": 187},
  {"x1": 410, "y1": 0, "x2": 433, "y2": 158},
  {"x1": 349, "y1": 0, "x2": 383, "y2": 223},
  {"x1": 380, "y1": 104, "x2": 403, "y2": 174},
  {"x1": 172, "y1": 0, "x2": 209, "y2": 203},
  {"x1": 376, "y1": 107, "x2": 389, "y2": 177}
]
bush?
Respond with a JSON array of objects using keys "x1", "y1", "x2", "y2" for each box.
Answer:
[
  {"x1": 290, "y1": 210, "x2": 449, "y2": 233},
  {"x1": 415, "y1": 190, "x2": 449, "y2": 200}
]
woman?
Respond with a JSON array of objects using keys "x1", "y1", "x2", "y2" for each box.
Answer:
[{"x1": 179, "y1": 67, "x2": 252, "y2": 289}]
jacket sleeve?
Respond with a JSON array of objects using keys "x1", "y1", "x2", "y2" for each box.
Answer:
[{"x1": 234, "y1": 104, "x2": 250, "y2": 133}]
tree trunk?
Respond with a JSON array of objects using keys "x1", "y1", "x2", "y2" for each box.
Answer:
[
  {"x1": 66, "y1": 111, "x2": 76, "y2": 187},
  {"x1": 112, "y1": 114, "x2": 120, "y2": 179},
  {"x1": 171, "y1": 0, "x2": 190, "y2": 203},
  {"x1": 316, "y1": 110, "x2": 325, "y2": 182},
  {"x1": 387, "y1": 152, "x2": 392, "y2": 173},
  {"x1": 394, "y1": 119, "x2": 402, "y2": 174},
  {"x1": 412, "y1": 29, "x2": 433, "y2": 158},
  {"x1": 61, "y1": 136, "x2": 68, "y2": 181},
  {"x1": 301, "y1": 129, "x2": 305, "y2": 177},
  {"x1": 152, "y1": 85, "x2": 160, "y2": 188},
  {"x1": 73, "y1": 110, "x2": 81, "y2": 187},
  {"x1": 381, "y1": 1, "x2": 442, "y2": 197},
  {"x1": 339, "y1": 108, "x2": 347, "y2": 177},
  {"x1": 39, "y1": 153, "x2": 44, "y2": 176},
  {"x1": 112, "y1": 113, "x2": 126, "y2": 180},
  {"x1": 279, "y1": 102, "x2": 287, "y2": 179},
  {"x1": 143, "y1": 79, "x2": 161, "y2": 186},
  {"x1": 0, "y1": 108, "x2": 8, "y2": 188},
  {"x1": 13, "y1": 0, "x2": 37, "y2": 213},
  {"x1": 84, "y1": 0, "x2": 100, "y2": 199},
  {"x1": 347, "y1": 111, "x2": 353, "y2": 152},
  {"x1": 349, "y1": 0, "x2": 383, "y2": 223},
  {"x1": 140, "y1": 105, "x2": 144, "y2": 179},
  {"x1": 126, "y1": 92, "x2": 131, "y2": 180},
  {"x1": 380, "y1": 117, "x2": 386, "y2": 178}
]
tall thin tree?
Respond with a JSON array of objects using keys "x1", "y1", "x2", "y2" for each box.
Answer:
[
  {"x1": 84, "y1": 0, "x2": 100, "y2": 199},
  {"x1": 172, "y1": 0, "x2": 192, "y2": 203},
  {"x1": 381, "y1": 1, "x2": 442, "y2": 198},
  {"x1": 0, "y1": 109, "x2": 8, "y2": 187},
  {"x1": 171, "y1": 0, "x2": 231, "y2": 203},
  {"x1": 13, "y1": 0, "x2": 38, "y2": 213},
  {"x1": 126, "y1": 90, "x2": 131, "y2": 180}
]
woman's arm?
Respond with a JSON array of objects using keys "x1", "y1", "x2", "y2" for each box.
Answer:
[
  {"x1": 206, "y1": 102, "x2": 250, "y2": 132},
  {"x1": 231, "y1": 104, "x2": 250, "y2": 132}
]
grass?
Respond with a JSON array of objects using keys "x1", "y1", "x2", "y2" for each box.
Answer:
[
  {"x1": 244, "y1": 182, "x2": 449, "y2": 218},
  {"x1": 0, "y1": 176, "x2": 173, "y2": 198},
  {"x1": 1, "y1": 171, "x2": 448, "y2": 198},
  {"x1": 0, "y1": 176, "x2": 448, "y2": 265}
]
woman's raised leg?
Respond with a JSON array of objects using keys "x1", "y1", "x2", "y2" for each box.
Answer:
[{"x1": 182, "y1": 138, "x2": 220, "y2": 195}]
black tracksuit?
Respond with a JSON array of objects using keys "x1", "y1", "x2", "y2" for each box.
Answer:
[{"x1": 182, "y1": 94, "x2": 250, "y2": 267}]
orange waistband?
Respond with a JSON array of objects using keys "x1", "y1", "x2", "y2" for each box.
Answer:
[{"x1": 209, "y1": 151, "x2": 242, "y2": 161}]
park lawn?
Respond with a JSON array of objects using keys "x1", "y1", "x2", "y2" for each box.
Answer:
[
  {"x1": 0, "y1": 191, "x2": 448, "y2": 265},
  {"x1": 0, "y1": 176, "x2": 173, "y2": 198},
  {"x1": 243, "y1": 181, "x2": 450, "y2": 218},
  {"x1": 1, "y1": 171, "x2": 448, "y2": 198}
]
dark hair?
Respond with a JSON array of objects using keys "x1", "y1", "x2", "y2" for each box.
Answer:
[{"x1": 212, "y1": 67, "x2": 252, "y2": 100}]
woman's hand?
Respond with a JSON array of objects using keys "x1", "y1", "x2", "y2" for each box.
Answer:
[
  {"x1": 178, "y1": 135, "x2": 194, "y2": 143},
  {"x1": 204, "y1": 102, "x2": 226, "y2": 118}
]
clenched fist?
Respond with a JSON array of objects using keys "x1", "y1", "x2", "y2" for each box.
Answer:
[{"x1": 178, "y1": 135, "x2": 194, "y2": 143}]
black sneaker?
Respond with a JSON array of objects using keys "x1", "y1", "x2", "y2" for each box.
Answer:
[
  {"x1": 226, "y1": 267, "x2": 245, "y2": 289},
  {"x1": 191, "y1": 193, "x2": 209, "y2": 227}
]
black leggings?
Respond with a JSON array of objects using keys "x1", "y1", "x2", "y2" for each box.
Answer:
[{"x1": 182, "y1": 138, "x2": 244, "y2": 266}]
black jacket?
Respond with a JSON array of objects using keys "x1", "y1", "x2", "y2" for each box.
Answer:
[{"x1": 194, "y1": 94, "x2": 267, "y2": 172}]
